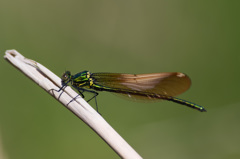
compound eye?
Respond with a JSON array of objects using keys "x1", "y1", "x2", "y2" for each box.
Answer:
[
  {"x1": 61, "y1": 71, "x2": 71, "y2": 83},
  {"x1": 64, "y1": 74, "x2": 68, "y2": 79}
]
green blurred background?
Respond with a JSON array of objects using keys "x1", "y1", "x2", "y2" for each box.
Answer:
[{"x1": 1, "y1": 0, "x2": 240, "y2": 159}]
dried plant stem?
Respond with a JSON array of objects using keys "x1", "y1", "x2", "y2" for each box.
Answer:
[{"x1": 4, "y1": 50, "x2": 142, "y2": 159}]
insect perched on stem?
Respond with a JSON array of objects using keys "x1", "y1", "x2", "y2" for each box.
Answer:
[{"x1": 60, "y1": 71, "x2": 206, "y2": 112}]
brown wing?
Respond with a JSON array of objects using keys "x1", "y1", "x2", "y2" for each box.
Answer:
[{"x1": 92, "y1": 72, "x2": 191, "y2": 98}]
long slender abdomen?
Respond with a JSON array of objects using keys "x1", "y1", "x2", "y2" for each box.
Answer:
[
  {"x1": 164, "y1": 96, "x2": 206, "y2": 112},
  {"x1": 92, "y1": 84, "x2": 206, "y2": 112}
]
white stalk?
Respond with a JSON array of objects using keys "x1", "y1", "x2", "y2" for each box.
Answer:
[{"x1": 4, "y1": 50, "x2": 142, "y2": 159}]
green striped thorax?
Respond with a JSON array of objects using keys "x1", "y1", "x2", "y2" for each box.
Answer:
[{"x1": 61, "y1": 71, "x2": 93, "y2": 88}]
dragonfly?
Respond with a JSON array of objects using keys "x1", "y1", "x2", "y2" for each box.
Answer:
[{"x1": 60, "y1": 70, "x2": 206, "y2": 112}]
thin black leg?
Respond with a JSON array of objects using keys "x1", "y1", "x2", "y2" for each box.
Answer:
[
  {"x1": 57, "y1": 84, "x2": 100, "y2": 113},
  {"x1": 73, "y1": 87, "x2": 100, "y2": 113}
]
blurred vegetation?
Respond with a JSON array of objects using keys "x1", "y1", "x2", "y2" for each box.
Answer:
[{"x1": 1, "y1": 0, "x2": 240, "y2": 159}]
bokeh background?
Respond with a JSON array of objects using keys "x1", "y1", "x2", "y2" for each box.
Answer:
[{"x1": 1, "y1": 1, "x2": 240, "y2": 159}]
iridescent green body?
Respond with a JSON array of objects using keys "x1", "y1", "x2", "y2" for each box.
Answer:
[{"x1": 61, "y1": 70, "x2": 206, "y2": 112}]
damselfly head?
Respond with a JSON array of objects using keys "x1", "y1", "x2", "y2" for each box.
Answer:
[{"x1": 61, "y1": 71, "x2": 71, "y2": 85}]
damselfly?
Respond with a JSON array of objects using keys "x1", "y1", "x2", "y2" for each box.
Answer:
[{"x1": 60, "y1": 71, "x2": 206, "y2": 112}]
